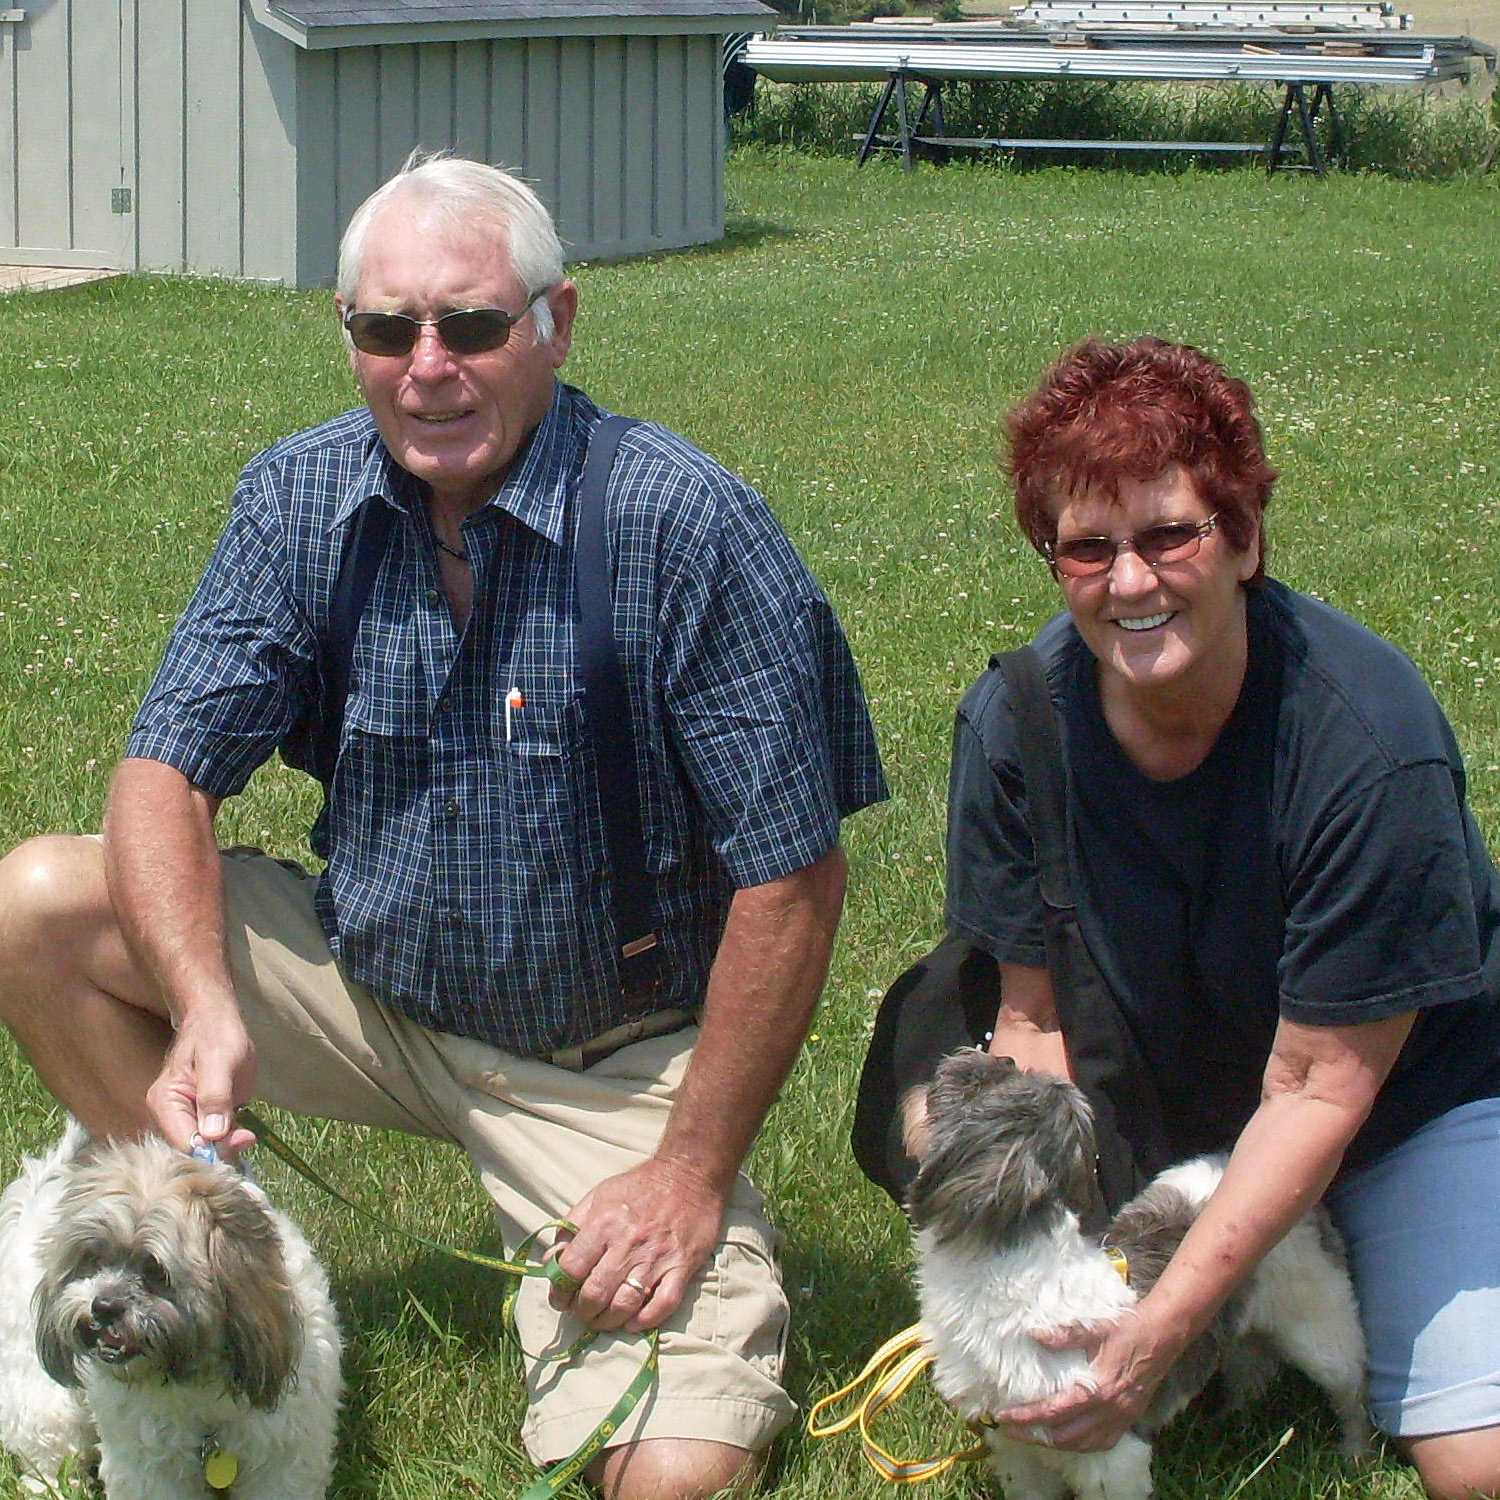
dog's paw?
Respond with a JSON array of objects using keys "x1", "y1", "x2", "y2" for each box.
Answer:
[{"x1": 1337, "y1": 1407, "x2": 1374, "y2": 1463}]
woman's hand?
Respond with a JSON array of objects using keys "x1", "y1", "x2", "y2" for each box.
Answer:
[
  {"x1": 984, "y1": 1308, "x2": 1181, "y2": 1452},
  {"x1": 991, "y1": 1012, "x2": 1416, "y2": 1454}
]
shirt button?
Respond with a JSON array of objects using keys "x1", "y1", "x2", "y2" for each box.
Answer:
[
  {"x1": 442, "y1": 799, "x2": 461, "y2": 819},
  {"x1": 425, "y1": 588, "x2": 442, "y2": 607},
  {"x1": 446, "y1": 905, "x2": 464, "y2": 926}
]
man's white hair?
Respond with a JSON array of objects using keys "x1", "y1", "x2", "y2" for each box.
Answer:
[{"x1": 337, "y1": 150, "x2": 565, "y2": 344}]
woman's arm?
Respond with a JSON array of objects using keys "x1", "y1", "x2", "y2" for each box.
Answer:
[
  {"x1": 989, "y1": 1009, "x2": 1414, "y2": 1451},
  {"x1": 987, "y1": 962, "x2": 1072, "y2": 1079}
]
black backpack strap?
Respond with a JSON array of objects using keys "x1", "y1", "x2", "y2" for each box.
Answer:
[
  {"x1": 574, "y1": 415, "x2": 658, "y2": 1006},
  {"x1": 999, "y1": 645, "x2": 1071, "y2": 911},
  {"x1": 994, "y1": 646, "x2": 1173, "y2": 1214}
]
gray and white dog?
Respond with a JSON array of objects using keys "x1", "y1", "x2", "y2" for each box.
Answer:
[
  {"x1": 907, "y1": 1050, "x2": 1370, "y2": 1500},
  {"x1": 0, "y1": 1123, "x2": 342, "y2": 1500}
]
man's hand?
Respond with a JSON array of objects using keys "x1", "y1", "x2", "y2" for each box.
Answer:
[
  {"x1": 549, "y1": 1157, "x2": 726, "y2": 1332},
  {"x1": 146, "y1": 1000, "x2": 260, "y2": 1157},
  {"x1": 544, "y1": 848, "x2": 846, "y2": 1336}
]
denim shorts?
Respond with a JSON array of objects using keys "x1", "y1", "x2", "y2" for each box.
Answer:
[{"x1": 1328, "y1": 1096, "x2": 1500, "y2": 1437}]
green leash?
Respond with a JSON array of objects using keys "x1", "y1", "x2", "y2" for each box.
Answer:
[{"x1": 236, "y1": 1107, "x2": 660, "y2": 1498}]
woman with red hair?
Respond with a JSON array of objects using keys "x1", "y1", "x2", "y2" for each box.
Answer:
[{"x1": 947, "y1": 337, "x2": 1500, "y2": 1498}]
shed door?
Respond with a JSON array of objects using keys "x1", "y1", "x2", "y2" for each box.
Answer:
[{"x1": 0, "y1": 0, "x2": 135, "y2": 268}]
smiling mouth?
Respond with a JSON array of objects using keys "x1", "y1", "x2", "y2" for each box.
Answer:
[
  {"x1": 412, "y1": 411, "x2": 470, "y2": 425},
  {"x1": 1116, "y1": 611, "x2": 1174, "y2": 632}
]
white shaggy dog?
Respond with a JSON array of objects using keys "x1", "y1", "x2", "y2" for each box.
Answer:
[
  {"x1": 908, "y1": 1051, "x2": 1370, "y2": 1500},
  {"x1": 0, "y1": 1124, "x2": 342, "y2": 1499}
]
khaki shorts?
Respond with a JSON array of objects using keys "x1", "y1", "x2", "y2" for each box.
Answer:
[{"x1": 217, "y1": 847, "x2": 795, "y2": 1462}]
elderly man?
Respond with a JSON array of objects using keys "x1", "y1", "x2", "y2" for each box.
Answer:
[{"x1": 0, "y1": 155, "x2": 885, "y2": 1500}]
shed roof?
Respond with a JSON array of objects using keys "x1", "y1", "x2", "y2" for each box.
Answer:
[{"x1": 255, "y1": 0, "x2": 773, "y2": 47}]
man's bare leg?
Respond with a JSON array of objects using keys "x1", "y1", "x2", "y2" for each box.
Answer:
[
  {"x1": 588, "y1": 1438, "x2": 760, "y2": 1500},
  {"x1": 0, "y1": 834, "x2": 167, "y2": 1138}
]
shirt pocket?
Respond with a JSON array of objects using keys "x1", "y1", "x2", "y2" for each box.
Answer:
[
  {"x1": 330, "y1": 662, "x2": 432, "y2": 853},
  {"x1": 484, "y1": 689, "x2": 592, "y2": 875}
]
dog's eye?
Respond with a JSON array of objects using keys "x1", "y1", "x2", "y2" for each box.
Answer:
[{"x1": 138, "y1": 1255, "x2": 171, "y2": 1294}]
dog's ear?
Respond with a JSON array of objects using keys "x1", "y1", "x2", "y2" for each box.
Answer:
[
  {"x1": 1026, "y1": 1085, "x2": 1098, "y2": 1219},
  {"x1": 32, "y1": 1208, "x2": 94, "y2": 1389},
  {"x1": 33, "y1": 1276, "x2": 83, "y2": 1389},
  {"x1": 928, "y1": 1049, "x2": 1017, "y2": 1116},
  {"x1": 201, "y1": 1176, "x2": 302, "y2": 1410}
]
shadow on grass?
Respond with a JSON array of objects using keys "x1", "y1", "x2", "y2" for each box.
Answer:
[
  {"x1": 766, "y1": 1233, "x2": 918, "y2": 1490},
  {"x1": 327, "y1": 1250, "x2": 522, "y2": 1498},
  {"x1": 579, "y1": 216, "x2": 799, "y2": 268}
]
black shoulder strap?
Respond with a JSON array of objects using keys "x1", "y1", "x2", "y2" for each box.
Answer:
[
  {"x1": 574, "y1": 415, "x2": 658, "y2": 1005},
  {"x1": 993, "y1": 645, "x2": 1173, "y2": 1214},
  {"x1": 315, "y1": 497, "x2": 396, "y2": 787},
  {"x1": 996, "y1": 644, "x2": 1071, "y2": 911}
]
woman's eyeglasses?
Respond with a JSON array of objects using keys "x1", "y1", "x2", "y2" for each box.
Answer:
[
  {"x1": 1044, "y1": 515, "x2": 1220, "y2": 578},
  {"x1": 343, "y1": 288, "x2": 548, "y2": 358}
]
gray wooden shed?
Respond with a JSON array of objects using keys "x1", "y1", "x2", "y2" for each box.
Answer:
[{"x1": 0, "y1": 0, "x2": 771, "y2": 286}]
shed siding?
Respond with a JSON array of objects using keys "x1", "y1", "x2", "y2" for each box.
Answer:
[
  {"x1": 183, "y1": 2, "x2": 245, "y2": 275},
  {"x1": 1, "y1": 0, "x2": 298, "y2": 275},
  {"x1": 134, "y1": 0, "x2": 186, "y2": 272},
  {"x1": 294, "y1": 47, "x2": 340, "y2": 286},
  {"x1": 70, "y1": 0, "x2": 126, "y2": 265},
  {"x1": 243, "y1": 19, "x2": 301, "y2": 282},
  {"x1": 295, "y1": 29, "x2": 722, "y2": 283},
  {"x1": 3, "y1": 5, "x2": 727, "y2": 280}
]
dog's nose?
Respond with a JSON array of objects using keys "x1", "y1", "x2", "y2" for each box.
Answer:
[{"x1": 90, "y1": 1294, "x2": 127, "y2": 1322}]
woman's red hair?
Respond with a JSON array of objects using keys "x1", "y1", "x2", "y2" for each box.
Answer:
[{"x1": 1005, "y1": 337, "x2": 1276, "y2": 583}]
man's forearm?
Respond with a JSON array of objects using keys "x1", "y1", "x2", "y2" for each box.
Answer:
[
  {"x1": 103, "y1": 757, "x2": 235, "y2": 1023},
  {"x1": 654, "y1": 844, "x2": 849, "y2": 1198}
]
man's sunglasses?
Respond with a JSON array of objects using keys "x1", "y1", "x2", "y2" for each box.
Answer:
[
  {"x1": 343, "y1": 287, "x2": 548, "y2": 358},
  {"x1": 1044, "y1": 514, "x2": 1220, "y2": 578}
]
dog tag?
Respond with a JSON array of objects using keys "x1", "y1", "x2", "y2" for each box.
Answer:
[{"x1": 203, "y1": 1447, "x2": 240, "y2": 1491}]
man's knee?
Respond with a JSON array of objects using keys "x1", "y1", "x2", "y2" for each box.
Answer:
[
  {"x1": 1404, "y1": 1426, "x2": 1500, "y2": 1500},
  {"x1": 588, "y1": 1438, "x2": 760, "y2": 1500},
  {"x1": 0, "y1": 834, "x2": 107, "y2": 923},
  {"x1": 0, "y1": 835, "x2": 113, "y2": 1005}
]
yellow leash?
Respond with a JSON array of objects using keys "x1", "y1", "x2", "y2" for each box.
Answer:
[
  {"x1": 806, "y1": 1324, "x2": 989, "y2": 1483},
  {"x1": 809, "y1": 1251, "x2": 1131, "y2": 1484}
]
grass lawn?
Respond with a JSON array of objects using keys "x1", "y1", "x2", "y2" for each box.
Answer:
[{"x1": 1, "y1": 153, "x2": 1497, "y2": 1498}]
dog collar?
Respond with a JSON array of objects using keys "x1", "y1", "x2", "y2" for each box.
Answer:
[
  {"x1": 1104, "y1": 1245, "x2": 1130, "y2": 1284},
  {"x1": 201, "y1": 1436, "x2": 240, "y2": 1492}
]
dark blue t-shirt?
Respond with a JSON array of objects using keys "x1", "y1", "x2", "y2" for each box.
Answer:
[{"x1": 946, "y1": 580, "x2": 1500, "y2": 1172}]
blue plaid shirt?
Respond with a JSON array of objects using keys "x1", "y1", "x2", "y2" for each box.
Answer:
[{"x1": 128, "y1": 383, "x2": 887, "y2": 1055}]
